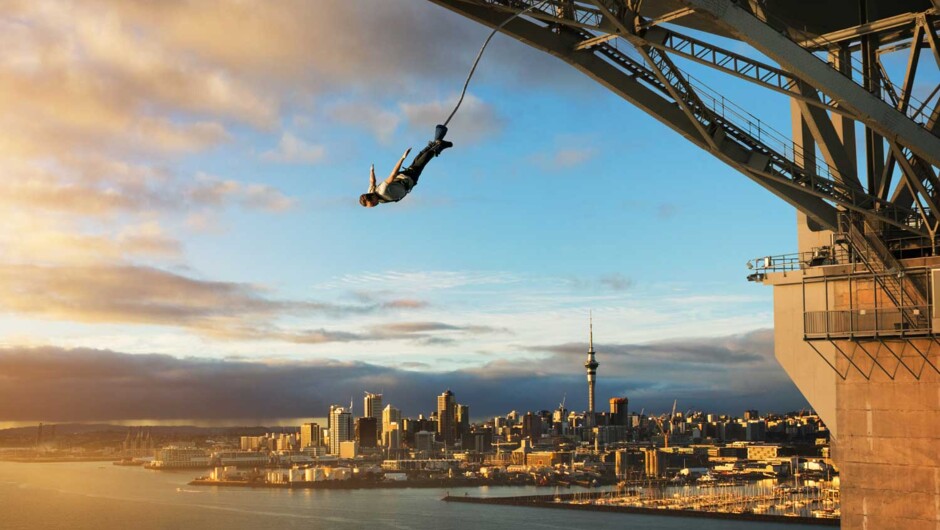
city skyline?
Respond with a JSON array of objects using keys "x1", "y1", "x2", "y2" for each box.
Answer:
[
  {"x1": 0, "y1": 1, "x2": 813, "y2": 425},
  {"x1": 0, "y1": 325, "x2": 808, "y2": 425}
]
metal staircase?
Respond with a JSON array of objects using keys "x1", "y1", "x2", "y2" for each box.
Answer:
[
  {"x1": 583, "y1": 35, "x2": 923, "y2": 232},
  {"x1": 838, "y1": 214, "x2": 930, "y2": 331}
]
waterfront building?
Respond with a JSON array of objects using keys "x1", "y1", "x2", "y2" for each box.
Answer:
[
  {"x1": 300, "y1": 422, "x2": 322, "y2": 449},
  {"x1": 437, "y1": 390, "x2": 456, "y2": 447},
  {"x1": 381, "y1": 459, "x2": 458, "y2": 472},
  {"x1": 356, "y1": 417, "x2": 378, "y2": 448},
  {"x1": 747, "y1": 445, "x2": 781, "y2": 460},
  {"x1": 329, "y1": 406, "x2": 353, "y2": 456},
  {"x1": 525, "y1": 451, "x2": 569, "y2": 468},
  {"x1": 151, "y1": 446, "x2": 209, "y2": 469},
  {"x1": 339, "y1": 440, "x2": 359, "y2": 459},
  {"x1": 746, "y1": 420, "x2": 767, "y2": 442},
  {"x1": 415, "y1": 430, "x2": 435, "y2": 455},
  {"x1": 276, "y1": 433, "x2": 296, "y2": 451},
  {"x1": 214, "y1": 451, "x2": 269, "y2": 467},
  {"x1": 462, "y1": 429, "x2": 493, "y2": 453}
]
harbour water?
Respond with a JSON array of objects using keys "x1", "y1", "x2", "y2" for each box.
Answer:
[{"x1": 0, "y1": 461, "x2": 823, "y2": 529}]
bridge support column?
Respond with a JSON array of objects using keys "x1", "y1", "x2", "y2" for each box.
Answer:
[{"x1": 769, "y1": 269, "x2": 940, "y2": 529}]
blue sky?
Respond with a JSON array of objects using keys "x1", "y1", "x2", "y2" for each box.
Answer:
[{"x1": 11, "y1": 0, "x2": 935, "y2": 421}]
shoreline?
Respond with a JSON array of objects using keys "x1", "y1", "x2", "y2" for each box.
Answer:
[
  {"x1": 0, "y1": 457, "x2": 123, "y2": 463},
  {"x1": 190, "y1": 477, "x2": 501, "y2": 490},
  {"x1": 442, "y1": 492, "x2": 839, "y2": 526}
]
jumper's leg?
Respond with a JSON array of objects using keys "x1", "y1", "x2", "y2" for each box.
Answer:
[{"x1": 401, "y1": 140, "x2": 452, "y2": 182}]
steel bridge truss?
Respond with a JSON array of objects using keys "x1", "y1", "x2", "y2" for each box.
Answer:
[{"x1": 428, "y1": 0, "x2": 940, "y2": 243}]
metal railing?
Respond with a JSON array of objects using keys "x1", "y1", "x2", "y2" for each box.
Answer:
[
  {"x1": 804, "y1": 306, "x2": 931, "y2": 338},
  {"x1": 801, "y1": 264, "x2": 933, "y2": 338},
  {"x1": 746, "y1": 245, "x2": 849, "y2": 274}
]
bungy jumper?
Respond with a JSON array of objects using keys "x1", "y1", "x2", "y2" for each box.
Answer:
[{"x1": 359, "y1": 1, "x2": 548, "y2": 208}]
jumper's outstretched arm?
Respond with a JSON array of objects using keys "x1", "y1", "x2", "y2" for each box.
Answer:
[
  {"x1": 369, "y1": 164, "x2": 376, "y2": 191},
  {"x1": 385, "y1": 147, "x2": 411, "y2": 184}
]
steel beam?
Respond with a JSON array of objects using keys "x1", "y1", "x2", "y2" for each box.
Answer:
[
  {"x1": 791, "y1": 83, "x2": 863, "y2": 191},
  {"x1": 681, "y1": 0, "x2": 940, "y2": 169},
  {"x1": 464, "y1": 0, "x2": 940, "y2": 133},
  {"x1": 640, "y1": 7, "x2": 696, "y2": 29},
  {"x1": 428, "y1": 0, "x2": 926, "y2": 234},
  {"x1": 427, "y1": 0, "x2": 844, "y2": 230},
  {"x1": 796, "y1": 9, "x2": 938, "y2": 49}
]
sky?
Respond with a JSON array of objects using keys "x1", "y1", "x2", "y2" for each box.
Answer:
[{"x1": 11, "y1": 0, "x2": 927, "y2": 424}]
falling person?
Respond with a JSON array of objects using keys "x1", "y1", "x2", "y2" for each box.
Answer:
[{"x1": 359, "y1": 126, "x2": 453, "y2": 207}]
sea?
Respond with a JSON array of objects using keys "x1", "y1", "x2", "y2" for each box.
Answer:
[{"x1": 0, "y1": 461, "x2": 822, "y2": 530}]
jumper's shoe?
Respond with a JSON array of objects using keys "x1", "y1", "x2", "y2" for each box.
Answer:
[
  {"x1": 434, "y1": 124, "x2": 448, "y2": 141},
  {"x1": 433, "y1": 140, "x2": 453, "y2": 156}
]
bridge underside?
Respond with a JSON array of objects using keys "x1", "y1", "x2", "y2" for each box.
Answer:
[{"x1": 427, "y1": 1, "x2": 940, "y2": 528}]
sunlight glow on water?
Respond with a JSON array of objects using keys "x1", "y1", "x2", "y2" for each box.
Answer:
[{"x1": 0, "y1": 462, "x2": 823, "y2": 530}]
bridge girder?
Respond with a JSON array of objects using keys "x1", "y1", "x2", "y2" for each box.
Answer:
[{"x1": 427, "y1": 0, "x2": 940, "y2": 240}]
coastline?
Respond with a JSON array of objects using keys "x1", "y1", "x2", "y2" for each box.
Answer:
[
  {"x1": 442, "y1": 492, "x2": 840, "y2": 527},
  {"x1": 190, "y1": 477, "x2": 491, "y2": 490}
]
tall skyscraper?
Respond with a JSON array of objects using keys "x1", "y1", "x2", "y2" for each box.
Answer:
[
  {"x1": 364, "y1": 392, "x2": 383, "y2": 439},
  {"x1": 386, "y1": 422, "x2": 401, "y2": 450},
  {"x1": 456, "y1": 404, "x2": 470, "y2": 439},
  {"x1": 300, "y1": 422, "x2": 321, "y2": 448},
  {"x1": 585, "y1": 313, "x2": 599, "y2": 421},
  {"x1": 328, "y1": 406, "x2": 353, "y2": 455},
  {"x1": 522, "y1": 411, "x2": 542, "y2": 440},
  {"x1": 437, "y1": 389, "x2": 456, "y2": 447},
  {"x1": 356, "y1": 417, "x2": 378, "y2": 448},
  {"x1": 382, "y1": 404, "x2": 401, "y2": 446},
  {"x1": 610, "y1": 397, "x2": 628, "y2": 426}
]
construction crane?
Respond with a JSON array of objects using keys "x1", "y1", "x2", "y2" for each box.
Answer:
[
  {"x1": 651, "y1": 415, "x2": 670, "y2": 448},
  {"x1": 669, "y1": 399, "x2": 677, "y2": 434}
]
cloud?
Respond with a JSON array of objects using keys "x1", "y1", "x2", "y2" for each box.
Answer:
[
  {"x1": 399, "y1": 94, "x2": 504, "y2": 144},
  {"x1": 566, "y1": 273, "x2": 635, "y2": 293},
  {"x1": 657, "y1": 203, "x2": 679, "y2": 219},
  {"x1": 599, "y1": 273, "x2": 634, "y2": 291},
  {"x1": 523, "y1": 329, "x2": 772, "y2": 366},
  {"x1": 505, "y1": 329, "x2": 791, "y2": 409},
  {"x1": 556, "y1": 148, "x2": 597, "y2": 167},
  {"x1": 0, "y1": 262, "x2": 499, "y2": 348},
  {"x1": 328, "y1": 102, "x2": 401, "y2": 143},
  {"x1": 189, "y1": 173, "x2": 296, "y2": 212},
  {"x1": 0, "y1": 264, "x2": 434, "y2": 343},
  {"x1": 531, "y1": 143, "x2": 599, "y2": 171},
  {"x1": 0, "y1": 338, "x2": 809, "y2": 422},
  {"x1": 374, "y1": 322, "x2": 463, "y2": 334},
  {"x1": 381, "y1": 299, "x2": 430, "y2": 310},
  {"x1": 116, "y1": 222, "x2": 182, "y2": 258},
  {"x1": 262, "y1": 132, "x2": 326, "y2": 164},
  {"x1": 369, "y1": 321, "x2": 509, "y2": 338},
  {"x1": 318, "y1": 270, "x2": 521, "y2": 291}
]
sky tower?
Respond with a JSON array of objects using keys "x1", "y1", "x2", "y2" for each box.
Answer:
[{"x1": 584, "y1": 313, "x2": 599, "y2": 418}]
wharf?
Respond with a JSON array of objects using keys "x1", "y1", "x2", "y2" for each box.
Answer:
[
  {"x1": 442, "y1": 492, "x2": 839, "y2": 527},
  {"x1": 191, "y1": 477, "x2": 487, "y2": 490}
]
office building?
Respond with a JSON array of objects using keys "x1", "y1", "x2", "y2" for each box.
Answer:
[
  {"x1": 437, "y1": 390, "x2": 456, "y2": 447},
  {"x1": 300, "y1": 423, "x2": 321, "y2": 449},
  {"x1": 329, "y1": 406, "x2": 353, "y2": 455}
]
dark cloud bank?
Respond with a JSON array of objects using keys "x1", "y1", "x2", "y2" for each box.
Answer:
[{"x1": 0, "y1": 330, "x2": 808, "y2": 423}]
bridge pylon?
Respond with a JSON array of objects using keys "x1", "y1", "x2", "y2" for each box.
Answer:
[{"x1": 429, "y1": 1, "x2": 940, "y2": 527}]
